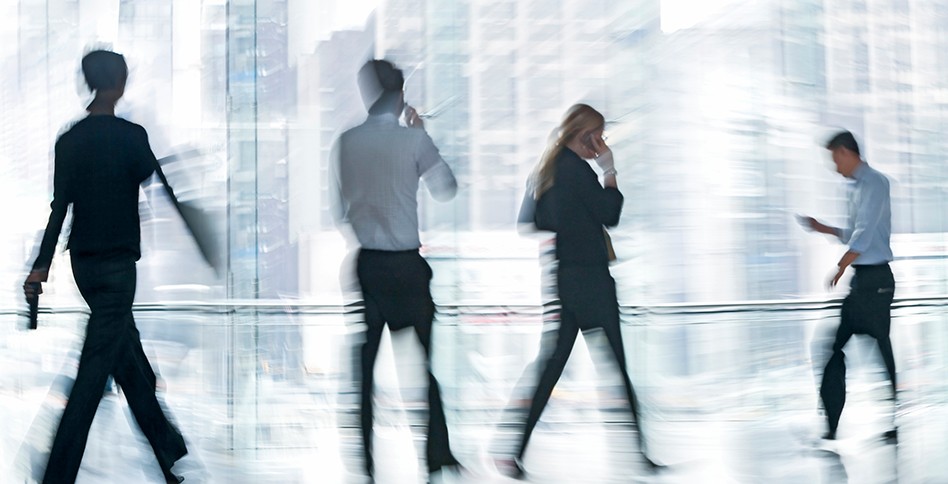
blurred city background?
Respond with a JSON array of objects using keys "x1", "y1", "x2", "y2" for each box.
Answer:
[{"x1": 1, "y1": 0, "x2": 947, "y2": 482}]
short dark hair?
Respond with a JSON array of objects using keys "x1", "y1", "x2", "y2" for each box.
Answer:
[
  {"x1": 81, "y1": 50, "x2": 128, "y2": 91},
  {"x1": 368, "y1": 59, "x2": 404, "y2": 92},
  {"x1": 825, "y1": 130, "x2": 860, "y2": 157}
]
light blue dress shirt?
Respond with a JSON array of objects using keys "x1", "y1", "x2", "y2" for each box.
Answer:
[{"x1": 836, "y1": 162, "x2": 893, "y2": 265}]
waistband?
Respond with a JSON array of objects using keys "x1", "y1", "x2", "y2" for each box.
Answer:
[
  {"x1": 852, "y1": 263, "x2": 891, "y2": 272},
  {"x1": 359, "y1": 248, "x2": 420, "y2": 256}
]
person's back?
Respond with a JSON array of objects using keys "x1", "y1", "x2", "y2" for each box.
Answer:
[
  {"x1": 337, "y1": 112, "x2": 456, "y2": 251},
  {"x1": 55, "y1": 116, "x2": 154, "y2": 257}
]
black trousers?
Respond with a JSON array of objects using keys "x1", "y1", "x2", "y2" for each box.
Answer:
[
  {"x1": 356, "y1": 249, "x2": 456, "y2": 475},
  {"x1": 820, "y1": 263, "x2": 897, "y2": 434},
  {"x1": 43, "y1": 253, "x2": 187, "y2": 484},
  {"x1": 517, "y1": 264, "x2": 645, "y2": 459}
]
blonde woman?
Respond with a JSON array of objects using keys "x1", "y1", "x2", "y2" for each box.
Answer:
[{"x1": 510, "y1": 104, "x2": 657, "y2": 477}]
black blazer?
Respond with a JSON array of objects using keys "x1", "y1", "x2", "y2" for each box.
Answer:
[{"x1": 534, "y1": 148, "x2": 623, "y2": 267}]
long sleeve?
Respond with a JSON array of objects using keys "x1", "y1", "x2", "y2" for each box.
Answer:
[
  {"x1": 32, "y1": 140, "x2": 72, "y2": 271},
  {"x1": 571, "y1": 160, "x2": 624, "y2": 227},
  {"x1": 134, "y1": 126, "x2": 157, "y2": 183}
]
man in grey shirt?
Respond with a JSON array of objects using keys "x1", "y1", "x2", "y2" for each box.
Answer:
[{"x1": 331, "y1": 59, "x2": 460, "y2": 481}]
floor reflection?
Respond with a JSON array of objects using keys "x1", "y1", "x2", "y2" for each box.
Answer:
[{"x1": 1, "y1": 303, "x2": 947, "y2": 483}]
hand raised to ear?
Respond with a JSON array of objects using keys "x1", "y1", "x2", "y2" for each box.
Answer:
[
  {"x1": 590, "y1": 132, "x2": 609, "y2": 155},
  {"x1": 405, "y1": 105, "x2": 424, "y2": 129}
]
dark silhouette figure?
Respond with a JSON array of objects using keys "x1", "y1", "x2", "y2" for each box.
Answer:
[
  {"x1": 509, "y1": 104, "x2": 658, "y2": 477},
  {"x1": 330, "y1": 59, "x2": 461, "y2": 481},
  {"x1": 23, "y1": 50, "x2": 187, "y2": 484},
  {"x1": 798, "y1": 130, "x2": 897, "y2": 442}
]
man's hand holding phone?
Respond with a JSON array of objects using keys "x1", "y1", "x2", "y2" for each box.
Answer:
[
  {"x1": 405, "y1": 105, "x2": 424, "y2": 130},
  {"x1": 796, "y1": 214, "x2": 836, "y2": 236}
]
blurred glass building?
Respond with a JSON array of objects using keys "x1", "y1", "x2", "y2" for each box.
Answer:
[{"x1": 1, "y1": 0, "x2": 948, "y2": 482}]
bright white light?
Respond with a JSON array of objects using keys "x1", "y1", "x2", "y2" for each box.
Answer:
[
  {"x1": 333, "y1": 0, "x2": 380, "y2": 31},
  {"x1": 661, "y1": 0, "x2": 743, "y2": 33}
]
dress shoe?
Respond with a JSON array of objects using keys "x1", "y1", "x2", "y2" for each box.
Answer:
[
  {"x1": 163, "y1": 471, "x2": 184, "y2": 484},
  {"x1": 494, "y1": 456, "x2": 526, "y2": 480}
]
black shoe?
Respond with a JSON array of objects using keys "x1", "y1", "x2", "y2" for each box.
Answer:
[
  {"x1": 883, "y1": 429, "x2": 898, "y2": 443},
  {"x1": 495, "y1": 457, "x2": 526, "y2": 480},
  {"x1": 159, "y1": 453, "x2": 187, "y2": 483},
  {"x1": 428, "y1": 454, "x2": 461, "y2": 473},
  {"x1": 822, "y1": 430, "x2": 837, "y2": 441},
  {"x1": 163, "y1": 471, "x2": 184, "y2": 484},
  {"x1": 510, "y1": 457, "x2": 526, "y2": 480},
  {"x1": 643, "y1": 456, "x2": 665, "y2": 472},
  {"x1": 428, "y1": 459, "x2": 467, "y2": 484}
]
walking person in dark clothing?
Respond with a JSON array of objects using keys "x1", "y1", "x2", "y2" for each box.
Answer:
[
  {"x1": 508, "y1": 104, "x2": 658, "y2": 478},
  {"x1": 23, "y1": 50, "x2": 188, "y2": 484},
  {"x1": 798, "y1": 130, "x2": 898, "y2": 443}
]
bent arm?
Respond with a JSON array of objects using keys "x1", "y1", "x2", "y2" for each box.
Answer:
[
  {"x1": 572, "y1": 163, "x2": 623, "y2": 227},
  {"x1": 421, "y1": 161, "x2": 457, "y2": 201},
  {"x1": 416, "y1": 132, "x2": 457, "y2": 201}
]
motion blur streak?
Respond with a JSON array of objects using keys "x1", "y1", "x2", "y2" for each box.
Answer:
[{"x1": 1, "y1": 0, "x2": 948, "y2": 482}]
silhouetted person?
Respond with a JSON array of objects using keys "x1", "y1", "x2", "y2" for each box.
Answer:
[
  {"x1": 798, "y1": 130, "x2": 897, "y2": 443},
  {"x1": 23, "y1": 50, "x2": 188, "y2": 484},
  {"x1": 330, "y1": 59, "x2": 462, "y2": 481},
  {"x1": 508, "y1": 104, "x2": 658, "y2": 478}
]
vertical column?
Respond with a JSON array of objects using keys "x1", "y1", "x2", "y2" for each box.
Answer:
[{"x1": 226, "y1": 0, "x2": 260, "y2": 458}]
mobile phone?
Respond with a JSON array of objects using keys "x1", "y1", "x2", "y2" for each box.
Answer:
[
  {"x1": 26, "y1": 282, "x2": 40, "y2": 330},
  {"x1": 581, "y1": 132, "x2": 594, "y2": 150}
]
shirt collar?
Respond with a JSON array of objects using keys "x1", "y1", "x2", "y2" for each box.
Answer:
[
  {"x1": 366, "y1": 112, "x2": 399, "y2": 125},
  {"x1": 851, "y1": 161, "x2": 869, "y2": 181}
]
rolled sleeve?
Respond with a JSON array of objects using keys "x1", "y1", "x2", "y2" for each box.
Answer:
[
  {"x1": 836, "y1": 226, "x2": 853, "y2": 244},
  {"x1": 416, "y1": 133, "x2": 457, "y2": 201}
]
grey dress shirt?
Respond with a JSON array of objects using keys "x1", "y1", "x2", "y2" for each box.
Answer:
[{"x1": 332, "y1": 113, "x2": 457, "y2": 251}]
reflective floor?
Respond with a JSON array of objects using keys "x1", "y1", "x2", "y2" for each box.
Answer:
[{"x1": 2, "y1": 303, "x2": 947, "y2": 483}]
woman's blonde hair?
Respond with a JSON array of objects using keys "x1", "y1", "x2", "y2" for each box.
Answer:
[{"x1": 532, "y1": 104, "x2": 605, "y2": 199}]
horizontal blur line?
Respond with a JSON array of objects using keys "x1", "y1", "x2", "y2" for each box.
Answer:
[
  {"x1": 630, "y1": 294, "x2": 948, "y2": 315},
  {"x1": 1, "y1": 295, "x2": 947, "y2": 321},
  {"x1": 894, "y1": 255, "x2": 948, "y2": 261}
]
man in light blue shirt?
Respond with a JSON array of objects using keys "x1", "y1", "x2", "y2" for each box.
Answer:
[{"x1": 799, "y1": 130, "x2": 897, "y2": 443}]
